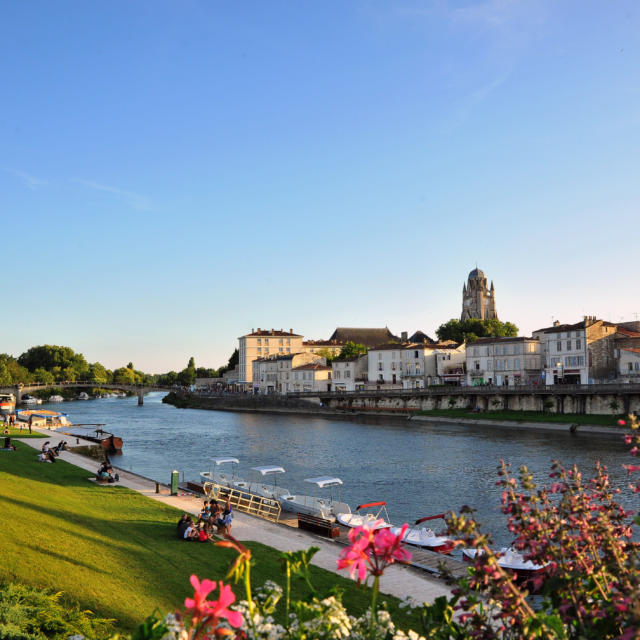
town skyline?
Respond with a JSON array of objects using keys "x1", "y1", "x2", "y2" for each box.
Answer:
[{"x1": 2, "y1": 1, "x2": 638, "y2": 372}]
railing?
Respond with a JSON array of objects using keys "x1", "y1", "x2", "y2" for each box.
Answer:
[{"x1": 202, "y1": 482, "x2": 281, "y2": 523}]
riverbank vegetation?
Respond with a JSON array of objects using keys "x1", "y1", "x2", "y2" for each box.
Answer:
[
  {"x1": 415, "y1": 407, "x2": 624, "y2": 426},
  {"x1": 0, "y1": 443, "x2": 419, "y2": 636}
]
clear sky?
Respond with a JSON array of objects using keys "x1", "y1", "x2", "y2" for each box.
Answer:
[{"x1": 2, "y1": 1, "x2": 638, "y2": 373}]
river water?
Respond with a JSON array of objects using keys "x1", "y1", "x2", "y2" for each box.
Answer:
[{"x1": 39, "y1": 392, "x2": 634, "y2": 548}]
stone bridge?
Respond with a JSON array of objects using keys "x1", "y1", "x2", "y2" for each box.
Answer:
[
  {"x1": 0, "y1": 382, "x2": 173, "y2": 405},
  {"x1": 286, "y1": 383, "x2": 640, "y2": 416}
]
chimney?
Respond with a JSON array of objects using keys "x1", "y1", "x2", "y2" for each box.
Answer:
[
  {"x1": 553, "y1": 320, "x2": 560, "y2": 327},
  {"x1": 252, "y1": 328, "x2": 254, "y2": 333},
  {"x1": 290, "y1": 328, "x2": 293, "y2": 334},
  {"x1": 401, "y1": 331, "x2": 408, "y2": 341}
]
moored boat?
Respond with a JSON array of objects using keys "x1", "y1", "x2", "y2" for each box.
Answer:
[
  {"x1": 390, "y1": 514, "x2": 456, "y2": 554},
  {"x1": 233, "y1": 465, "x2": 290, "y2": 500},
  {"x1": 279, "y1": 476, "x2": 351, "y2": 521},
  {"x1": 0, "y1": 393, "x2": 16, "y2": 414},
  {"x1": 337, "y1": 501, "x2": 392, "y2": 529},
  {"x1": 21, "y1": 395, "x2": 38, "y2": 405},
  {"x1": 78, "y1": 392, "x2": 90, "y2": 400},
  {"x1": 80, "y1": 428, "x2": 123, "y2": 453},
  {"x1": 48, "y1": 395, "x2": 64, "y2": 403},
  {"x1": 16, "y1": 409, "x2": 72, "y2": 427},
  {"x1": 200, "y1": 457, "x2": 241, "y2": 487},
  {"x1": 462, "y1": 547, "x2": 548, "y2": 581}
]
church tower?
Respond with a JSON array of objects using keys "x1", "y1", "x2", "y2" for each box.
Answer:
[{"x1": 461, "y1": 268, "x2": 498, "y2": 321}]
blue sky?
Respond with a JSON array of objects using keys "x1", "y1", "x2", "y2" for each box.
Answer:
[{"x1": 2, "y1": 1, "x2": 638, "y2": 372}]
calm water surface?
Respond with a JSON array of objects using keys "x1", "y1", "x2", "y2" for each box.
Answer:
[{"x1": 41, "y1": 392, "x2": 634, "y2": 548}]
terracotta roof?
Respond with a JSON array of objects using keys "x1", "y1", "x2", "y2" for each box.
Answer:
[
  {"x1": 369, "y1": 342, "x2": 408, "y2": 351},
  {"x1": 241, "y1": 329, "x2": 302, "y2": 338},
  {"x1": 329, "y1": 327, "x2": 400, "y2": 347},
  {"x1": 292, "y1": 363, "x2": 331, "y2": 371},
  {"x1": 622, "y1": 348, "x2": 640, "y2": 355},
  {"x1": 616, "y1": 327, "x2": 640, "y2": 338},
  {"x1": 303, "y1": 340, "x2": 344, "y2": 347}
]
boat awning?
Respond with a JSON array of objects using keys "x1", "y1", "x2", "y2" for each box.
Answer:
[
  {"x1": 304, "y1": 476, "x2": 343, "y2": 488},
  {"x1": 252, "y1": 465, "x2": 285, "y2": 475},
  {"x1": 210, "y1": 457, "x2": 240, "y2": 465}
]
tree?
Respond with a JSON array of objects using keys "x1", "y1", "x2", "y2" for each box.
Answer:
[
  {"x1": 218, "y1": 349, "x2": 239, "y2": 376},
  {"x1": 314, "y1": 348, "x2": 337, "y2": 363},
  {"x1": 0, "y1": 363, "x2": 12, "y2": 386},
  {"x1": 18, "y1": 345, "x2": 89, "y2": 379},
  {"x1": 338, "y1": 341, "x2": 368, "y2": 359},
  {"x1": 178, "y1": 357, "x2": 196, "y2": 386},
  {"x1": 113, "y1": 367, "x2": 137, "y2": 385},
  {"x1": 89, "y1": 362, "x2": 110, "y2": 385},
  {"x1": 33, "y1": 368, "x2": 55, "y2": 384},
  {"x1": 436, "y1": 318, "x2": 519, "y2": 343}
]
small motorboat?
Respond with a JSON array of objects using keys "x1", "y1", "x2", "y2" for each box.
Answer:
[
  {"x1": 390, "y1": 514, "x2": 456, "y2": 554},
  {"x1": 200, "y1": 457, "x2": 241, "y2": 487},
  {"x1": 78, "y1": 392, "x2": 90, "y2": 400},
  {"x1": 462, "y1": 547, "x2": 548, "y2": 581},
  {"x1": 48, "y1": 395, "x2": 64, "y2": 403},
  {"x1": 337, "y1": 501, "x2": 392, "y2": 529},
  {"x1": 22, "y1": 395, "x2": 38, "y2": 405},
  {"x1": 0, "y1": 393, "x2": 16, "y2": 414},
  {"x1": 233, "y1": 465, "x2": 291, "y2": 500},
  {"x1": 279, "y1": 476, "x2": 351, "y2": 521}
]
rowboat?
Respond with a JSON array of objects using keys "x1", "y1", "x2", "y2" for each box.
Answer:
[{"x1": 337, "y1": 501, "x2": 392, "y2": 529}]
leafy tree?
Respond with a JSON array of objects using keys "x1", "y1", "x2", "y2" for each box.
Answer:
[
  {"x1": 157, "y1": 371, "x2": 178, "y2": 386},
  {"x1": 0, "y1": 363, "x2": 12, "y2": 386},
  {"x1": 89, "y1": 362, "x2": 110, "y2": 385},
  {"x1": 195, "y1": 367, "x2": 219, "y2": 378},
  {"x1": 0, "y1": 354, "x2": 31, "y2": 384},
  {"x1": 127, "y1": 362, "x2": 134, "y2": 370},
  {"x1": 338, "y1": 341, "x2": 368, "y2": 359},
  {"x1": 178, "y1": 357, "x2": 197, "y2": 386},
  {"x1": 113, "y1": 367, "x2": 137, "y2": 385},
  {"x1": 218, "y1": 349, "x2": 239, "y2": 376},
  {"x1": 436, "y1": 318, "x2": 519, "y2": 343},
  {"x1": 314, "y1": 347, "x2": 338, "y2": 363},
  {"x1": 18, "y1": 345, "x2": 89, "y2": 379},
  {"x1": 33, "y1": 367, "x2": 55, "y2": 384}
]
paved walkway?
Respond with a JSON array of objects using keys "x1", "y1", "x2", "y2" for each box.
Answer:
[{"x1": 17, "y1": 428, "x2": 454, "y2": 604}]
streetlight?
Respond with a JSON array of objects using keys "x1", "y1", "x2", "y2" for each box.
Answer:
[{"x1": 556, "y1": 361, "x2": 564, "y2": 385}]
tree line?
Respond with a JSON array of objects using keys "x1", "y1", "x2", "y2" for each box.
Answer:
[{"x1": 0, "y1": 345, "x2": 236, "y2": 388}]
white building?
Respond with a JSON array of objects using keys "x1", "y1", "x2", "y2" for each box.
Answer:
[
  {"x1": 252, "y1": 352, "x2": 324, "y2": 394},
  {"x1": 290, "y1": 363, "x2": 332, "y2": 393},
  {"x1": 368, "y1": 344, "x2": 405, "y2": 387},
  {"x1": 619, "y1": 348, "x2": 640, "y2": 380},
  {"x1": 401, "y1": 342, "x2": 466, "y2": 389},
  {"x1": 331, "y1": 355, "x2": 368, "y2": 391},
  {"x1": 466, "y1": 337, "x2": 541, "y2": 387}
]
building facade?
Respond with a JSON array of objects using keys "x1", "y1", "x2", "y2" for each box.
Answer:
[
  {"x1": 238, "y1": 328, "x2": 304, "y2": 388},
  {"x1": 466, "y1": 337, "x2": 541, "y2": 386},
  {"x1": 461, "y1": 268, "x2": 498, "y2": 321},
  {"x1": 331, "y1": 355, "x2": 368, "y2": 391}
]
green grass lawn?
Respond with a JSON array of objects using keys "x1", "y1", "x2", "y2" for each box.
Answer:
[
  {"x1": 0, "y1": 443, "x2": 421, "y2": 634},
  {"x1": 415, "y1": 408, "x2": 623, "y2": 426},
  {"x1": 2, "y1": 425, "x2": 46, "y2": 438}
]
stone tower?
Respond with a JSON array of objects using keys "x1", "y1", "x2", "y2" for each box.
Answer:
[{"x1": 461, "y1": 268, "x2": 498, "y2": 321}]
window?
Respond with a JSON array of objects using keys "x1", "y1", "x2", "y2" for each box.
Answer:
[
  {"x1": 335, "y1": 370, "x2": 341, "y2": 379},
  {"x1": 279, "y1": 339, "x2": 283, "y2": 345},
  {"x1": 345, "y1": 370, "x2": 351, "y2": 378},
  {"x1": 416, "y1": 368, "x2": 421, "y2": 375},
  {"x1": 503, "y1": 346, "x2": 508, "y2": 355},
  {"x1": 378, "y1": 353, "x2": 382, "y2": 361},
  {"x1": 378, "y1": 363, "x2": 383, "y2": 371},
  {"x1": 265, "y1": 339, "x2": 269, "y2": 345},
  {"x1": 487, "y1": 359, "x2": 493, "y2": 369},
  {"x1": 414, "y1": 350, "x2": 419, "y2": 358},
  {"x1": 391, "y1": 362, "x2": 396, "y2": 370},
  {"x1": 629, "y1": 363, "x2": 634, "y2": 372},
  {"x1": 566, "y1": 341, "x2": 571, "y2": 351},
  {"x1": 265, "y1": 348, "x2": 269, "y2": 354},
  {"x1": 475, "y1": 361, "x2": 480, "y2": 370},
  {"x1": 279, "y1": 348, "x2": 283, "y2": 353},
  {"x1": 576, "y1": 339, "x2": 581, "y2": 349},
  {"x1": 257, "y1": 338, "x2": 261, "y2": 345},
  {"x1": 286, "y1": 348, "x2": 290, "y2": 353},
  {"x1": 286, "y1": 339, "x2": 290, "y2": 345},
  {"x1": 557, "y1": 340, "x2": 562, "y2": 352},
  {"x1": 257, "y1": 348, "x2": 261, "y2": 353},
  {"x1": 515, "y1": 359, "x2": 520, "y2": 370}
]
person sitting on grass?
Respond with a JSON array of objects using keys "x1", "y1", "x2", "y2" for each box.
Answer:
[
  {"x1": 177, "y1": 514, "x2": 191, "y2": 539},
  {"x1": 183, "y1": 519, "x2": 199, "y2": 541},
  {"x1": 197, "y1": 501, "x2": 211, "y2": 524},
  {"x1": 217, "y1": 497, "x2": 233, "y2": 536},
  {"x1": 198, "y1": 520, "x2": 213, "y2": 543},
  {"x1": 97, "y1": 461, "x2": 118, "y2": 482}
]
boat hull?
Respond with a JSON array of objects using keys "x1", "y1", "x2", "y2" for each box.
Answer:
[
  {"x1": 337, "y1": 513, "x2": 391, "y2": 529},
  {"x1": 462, "y1": 548, "x2": 546, "y2": 581}
]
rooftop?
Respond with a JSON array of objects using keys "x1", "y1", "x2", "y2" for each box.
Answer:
[
  {"x1": 329, "y1": 327, "x2": 400, "y2": 347},
  {"x1": 292, "y1": 363, "x2": 332, "y2": 371},
  {"x1": 241, "y1": 328, "x2": 302, "y2": 338}
]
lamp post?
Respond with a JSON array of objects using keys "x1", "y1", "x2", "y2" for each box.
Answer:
[{"x1": 556, "y1": 361, "x2": 564, "y2": 385}]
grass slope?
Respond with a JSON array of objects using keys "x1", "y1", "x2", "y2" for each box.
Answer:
[
  {"x1": 0, "y1": 444, "x2": 420, "y2": 634},
  {"x1": 3, "y1": 425, "x2": 46, "y2": 438},
  {"x1": 416, "y1": 408, "x2": 623, "y2": 426}
]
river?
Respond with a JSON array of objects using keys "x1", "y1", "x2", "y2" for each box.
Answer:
[{"x1": 39, "y1": 392, "x2": 633, "y2": 548}]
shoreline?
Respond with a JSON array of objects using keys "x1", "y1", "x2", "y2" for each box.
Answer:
[{"x1": 165, "y1": 394, "x2": 625, "y2": 437}]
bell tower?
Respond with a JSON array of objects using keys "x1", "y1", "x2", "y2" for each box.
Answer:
[{"x1": 461, "y1": 268, "x2": 498, "y2": 321}]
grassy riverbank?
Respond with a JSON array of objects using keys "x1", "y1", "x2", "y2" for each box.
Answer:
[
  {"x1": 415, "y1": 408, "x2": 623, "y2": 426},
  {"x1": 3, "y1": 425, "x2": 46, "y2": 438},
  {"x1": 0, "y1": 443, "x2": 420, "y2": 634}
]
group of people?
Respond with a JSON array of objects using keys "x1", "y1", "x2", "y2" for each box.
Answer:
[
  {"x1": 97, "y1": 461, "x2": 119, "y2": 482},
  {"x1": 2, "y1": 414, "x2": 16, "y2": 434},
  {"x1": 38, "y1": 440, "x2": 69, "y2": 463},
  {"x1": 176, "y1": 496, "x2": 233, "y2": 541}
]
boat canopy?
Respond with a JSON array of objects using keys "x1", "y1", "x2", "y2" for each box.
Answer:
[
  {"x1": 304, "y1": 476, "x2": 343, "y2": 488},
  {"x1": 210, "y1": 457, "x2": 240, "y2": 465},
  {"x1": 251, "y1": 465, "x2": 285, "y2": 475}
]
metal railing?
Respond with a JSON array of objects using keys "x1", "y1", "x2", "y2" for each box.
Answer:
[{"x1": 202, "y1": 482, "x2": 282, "y2": 523}]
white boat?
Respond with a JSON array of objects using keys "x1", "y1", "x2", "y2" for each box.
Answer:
[
  {"x1": 389, "y1": 514, "x2": 455, "y2": 554},
  {"x1": 233, "y1": 465, "x2": 291, "y2": 500},
  {"x1": 48, "y1": 395, "x2": 64, "y2": 403},
  {"x1": 337, "y1": 501, "x2": 392, "y2": 529},
  {"x1": 200, "y1": 457, "x2": 241, "y2": 487},
  {"x1": 78, "y1": 392, "x2": 90, "y2": 400},
  {"x1": 462, "y1": 547, "x2": 548, "y2": 580},
  {"x1": 22, "y1": 395, "x2": 38, "y2": 405},
  {"x1": 279, "y1": 476, "x2": 351, "y2": 521},
  {"x1": 16, "y1": 409, "x2": 72, "y2": 427}
]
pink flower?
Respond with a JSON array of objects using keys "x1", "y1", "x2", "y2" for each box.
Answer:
[
  {"x1": 204, "y1": 582, "x2": 243, "y2": 628},
  {"x1": 618, "y1": 419, "x2": 626, "y2": 425},
  {"x1": 373, "y1": 523, "x2": 412, "y2": 565},
  {"x1": 185, "y1": 575, "x2": 217, "y2": 617}
]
